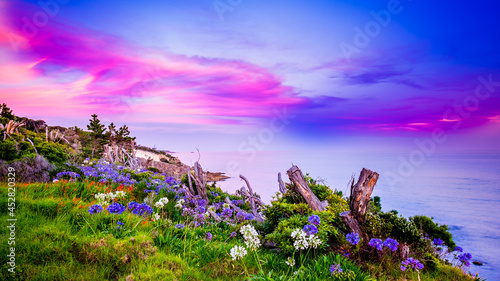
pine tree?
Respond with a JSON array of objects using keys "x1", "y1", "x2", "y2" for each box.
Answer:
[{"x1": 86, "y1": 114, "x2": 106, "y2": 158}]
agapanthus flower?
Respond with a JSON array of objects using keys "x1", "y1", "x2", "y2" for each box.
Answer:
[
  {"x1": 117, "y1": 221, "x2": 124, "y2": 225},
  {"x1": 175, "y1": 223, "x2": 185, "y2": 229},
  {"x1": 230, "y1": 245, "x2": 247, "y2": 260},
  {"x1": 401, "y1": 257, "x2": 424, "y2": 271},
  {"x1": 458, "y1": 253, "x2": 472, "y2": 266},
  {"x1": 154, "y1": 197, "x2": 169, "y2": 209},
  {"x1": 107, "y1": 202, "x2": 126, "y2": 214},
  {"x1": 433, "y1": 238, "x2": 444, "y2": 246},
  {"x1": 285, "y1": 257, "x2": 295, "y2": 267},
  {"x1": 303, "y1": 224, "x2": 318, "y2": 236},
  {"x1": 308, "y1": 214, "x2": 321, "y2": 225},
  {"x1": 346, "y1": 232, "x2": 360, "y2": 245},
  {"x1": 330, "y1": 264, "x2": 343, "y2": 275},
  {"x1": 88, "y1": 204, "x2": 103, "y2": 215},
  {"x1": 454, "y1": 246, "x2": 463, "y2": 252},
  {"x1": 230, "y1": 231, "x2": 237, "y2": 238},
  {"x1": 128, "y1": 202, "x2": 153, "y2": 216},
  {"x1": 240, "y1": 224, "x2": 261, "y2": 250},
  {"x1": 369, "y1": 238, "x2": 383, "y2": 251},
  {"x1": 221, "y1": 208, "x2": 233, "y2": 219},
  {"x1": 383, "y1": 238, "x2": 399, "y2": 252},
  {"x1": 291, "y1": 228, "x2": 322, "y2": 250},
  {"x1": 205, "y1": 232, "x2": 213, "y2": 241}
]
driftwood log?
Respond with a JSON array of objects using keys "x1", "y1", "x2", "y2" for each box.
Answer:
[
  {"x1": 340, "y1": 168, "x2": 379, "y2": 236},
  {"x1": 224, "y1": 196, "x2": 264, "y2": 222},
  {"x1": 189, "y1": 161, "x2": 209, "y2": 201},
  {"x1": 286, "y1": 165, "x2": 328, "y2": 212},
  {"x1": 238, "y1": 175, "x2": 265, "y2": 216},
  {"x1": 278, "y1": 172, "x2": 287, "y2": 194}
]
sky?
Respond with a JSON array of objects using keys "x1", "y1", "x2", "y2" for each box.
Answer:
[{"x1": 1, "y1": 0, "x2": 499, "y2": 153}]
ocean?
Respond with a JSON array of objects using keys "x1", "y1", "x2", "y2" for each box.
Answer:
[{"x1": 175, "y1": 151, "x2": 500, "y2": 280}]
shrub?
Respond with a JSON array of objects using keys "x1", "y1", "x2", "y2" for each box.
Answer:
[
  {"x1": 0, "y1": 154, "x2": 55, "y2": 182},
  {"x1": 411, "y1": 215, "x2": 456, "y2": 249}
]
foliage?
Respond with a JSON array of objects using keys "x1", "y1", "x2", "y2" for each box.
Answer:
[{"x1": 411, "y1": 215, "x2": 456, "y2": 249}]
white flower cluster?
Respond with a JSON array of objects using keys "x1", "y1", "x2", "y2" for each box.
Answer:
[
  {"x1": 230, "y1": 245, "x2": 247, "y2": 260},
  {"x1": 291, "y1": 229, "x2": 322, "y2": 251},
  {"x1": 240, "y1": 224, "x2": 261, "y2": 251},
  {"x1": 151, "y1": 213, "x2": 161, "y2": 221},
  {"x1": 154, "y1": 197, "x2": 169, "y2": 208},
  {"x1": 95, "y1": 191, "x2": 127, "y2": 205},
  {"x1": 174, "y1": 199, "x2": 185, "y2": 209},
  {"x1": 285, "y1": 257, "x2": 295, "y2": 267}
]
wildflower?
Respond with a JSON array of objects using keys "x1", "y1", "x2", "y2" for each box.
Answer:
[
  {"x1": 383, "y1": 238, "x2": 399, "y2": 252},
  {"x1": 117, "y1": 221, "x2": 124, "y2": 225},
  {"x1": 152, "y1": 213, "x2": 160, "y2": 221},
  {"x1": 206, "y1": 232, "x2": 213, "y2": 241},
  {"x1": 291, "y1": 228, "x2": 322, "y2": 250},
  {"x1": 128, "y1": 202, "x2": 153, "y2": 216},
  {"x1": 285, "y1": 257, "x2": 295, "y2": 267},
  {"x1": 230, "y1": 245, "x2": 247, "y2": 260},
  {"x1": 303, "y1": 224, "x2": 318, "y2": 236},
  {"x1": 330, "y1": 264, "x2": 343, "y2": 275},
  {"x1": 454, "y1": 246, "x2": 463, "y2": 252},
  {"x1": 240, "y1": 224, "x2": 261, "y2": 250},
  {"x1": 175, "y1": 223, "x2": 184, "y2": 229},
  {"x1": 230, "y1": 231, "x2": 237, "y2": 238},
  {"x1": 155, "y1": 197, "x2": 169, "y2": 208},
  {"x1": 221, "y1": 208, "x2": 233, "y2": 219},
  {"x1": 53, "y1": 179, "x2": 59, "y2": 183},
  {"x1": 107, "y1": 203, "x2": 126, "y2": 214},
  {"x1": 369, "y1": 238, "x2": 383, "y2": 251},
  {"x1": 308, "y1": 214, "x2": 321, "y2": 225},
  {"x1": 433, "y1": 238, "x2": 444, "y2": 246},
  {"x1": 88, "y1": 204, "x2": 103, "y2": 215},
  {"x1": 458, "y1": 253, "x2": 472, "y2": 266},
  {"x1": 346, "y1": 232, "x2": 360, "y2": 245},
  {"x1": 401, "y1": 257, "x2": 424, "y2": 271}
]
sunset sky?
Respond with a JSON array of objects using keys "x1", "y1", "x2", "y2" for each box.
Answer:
[{"x1": 1, "y1": 0, "x2": 499, "y2": 152}]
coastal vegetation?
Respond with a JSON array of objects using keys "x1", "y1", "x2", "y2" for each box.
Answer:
[{"x1": 0, "y1": 103, "x2": 484, "y2": 280}]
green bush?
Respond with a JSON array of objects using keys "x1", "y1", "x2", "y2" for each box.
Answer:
[
  {"x1": 0, "y1": 139, "x2": 18, "y2": 161},
  {"x1": 411, "y1": 215, "x2": 456, "y2": 249},
  {"x1": 35, "y1": 142, "x2": 68, "y2": 163}
]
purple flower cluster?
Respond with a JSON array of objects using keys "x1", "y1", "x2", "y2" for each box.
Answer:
[
  {"x1": 433, "y1": 238, "x2": 444, "y2": 246},
  {"x1": 175, "y1": 223, "x2": 185, "y2": 229},
  {"x1": 454, "y1": 246, "x2": 463, "y2": 252},
  {"x1": 55, "y1": 171, "x2": 81, "y2": 180},
  {"x1": 78, "y1": 162, "x2": 136, "y2": 186},
  {"x1": 303, "y1": 224, "x2": 318, "y2": 236},
  {"x1": 458, "y1": 253, "x2": 472, "y2": 266},
  {"x1": 400, "y1": 257, "x2": 424, "y2": 271},
  {"x1": 128, "y1": 202, "x2": 153, "y2": 216},
  {"x1": 236, "y1": 211, "x2": 254, "y2": 222},
  {"x1": 107, "y1": 203, "x2": 126, "y2": 214},
  {"x1": 369, "y1": 238, "x2": 383, "y2": 251},
  {"x1": 230, "y1": 231, "x2": 237, "y2": 238},
  {"x1": 88, "y1": 204, "x2": 103, "y2": 215},
  {"x1": 330, "y1": 264, "x2": 343, "y2": 275},
  {"x1": 221, "y1": 208, "x2": 233, "y2": 219},
  {"x1": 231, "y1": 199, "x2": 244, "y2": 206},
  {"x1": 205, "y1": 232, "x2": 213, "y2": 241},
  {"x1": 346, "y1": 232, "x2": 360, "y2": 245},
  {"x1": 308, "y1": 214, "x2": 321, "y2": 225},
  {"x1": 383, "y1": 238, "x2": 399, "y2": 252}
]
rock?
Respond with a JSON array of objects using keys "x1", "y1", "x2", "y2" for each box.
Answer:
[{"x1": 472, "y1": 261, "x2": 483, "y2": 266}]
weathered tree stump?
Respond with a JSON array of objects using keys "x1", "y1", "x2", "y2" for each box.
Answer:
[
  {"x1": 189, "y1": 161, "x2": 208, "y2": 201},
  {"x1": 286, "y1": 165, "x2": 328, "y2": 211},
  {"x1": 278, "y1": 172, "x2": 287, "y2": 194},
  {"x1": 350, "y1": 168, "x2": 379, "y2": 222},
  {"x1": 339, "y1": 211, "x2": 363, "y2": 236}
]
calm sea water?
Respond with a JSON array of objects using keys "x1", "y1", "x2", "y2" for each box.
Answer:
[{"x1": 175, "y1": 151, "x2": 500, "y2": 280}]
